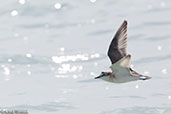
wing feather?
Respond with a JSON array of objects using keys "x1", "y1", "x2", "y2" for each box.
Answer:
[{"x1": 108, "y1": 20, "x2": 128, "y2": 64}]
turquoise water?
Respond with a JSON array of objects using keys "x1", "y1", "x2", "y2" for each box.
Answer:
[{"x1": 0, "y1": 0, "x2": 171, "y2": 114}]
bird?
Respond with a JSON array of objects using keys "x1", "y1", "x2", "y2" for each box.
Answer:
[{"x1": 95, "y1": 20, "x2": 151, "y2": 83}]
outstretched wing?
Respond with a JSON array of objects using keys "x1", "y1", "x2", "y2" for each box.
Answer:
[
  {"x1": 108, "y1": 20, "x2": 128, "y2": 64},
  {"x1": 110, "y1": 54, "x2": 131, "y2": 72},
  {"x1": 129, "y1": 68, "x2": 141, "y2": 76}
]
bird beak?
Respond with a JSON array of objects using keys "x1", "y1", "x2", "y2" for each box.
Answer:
[
  {"x1": 94, "y1": 74, "x2": 104, "y2": 79},
  {"x1": 139, "y1": 75, "x2": 152, "y2": 80}
]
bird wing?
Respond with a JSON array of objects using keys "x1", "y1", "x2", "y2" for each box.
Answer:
[
  {"x1": 108, "y1": 20, "x2": 128, "y2": 64},
  {"x1": 110, "y1": 54, "x2": 131, "y2": 72},
  {"x1": 119, "y1": 54, "x2": 131, "y2": 68},
  {"x1": 129, "y1": 68, "x2": 141, "y2": 77}
]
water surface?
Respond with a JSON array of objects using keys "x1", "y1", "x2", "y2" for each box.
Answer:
[{"x1": 0, "y1": 0, "x2": 171, "y2": 114}]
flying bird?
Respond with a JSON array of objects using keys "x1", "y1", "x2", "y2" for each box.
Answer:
[{"x1": 95, "y1": 20, "x2": 151, "y2": 83}]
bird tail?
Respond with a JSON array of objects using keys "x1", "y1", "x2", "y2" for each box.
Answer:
[{"x1": 139, "y1": 76, "x2": 152, "y2": 80}]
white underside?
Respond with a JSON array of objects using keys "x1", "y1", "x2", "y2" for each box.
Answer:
[
  {"x1": 112, "y1": 75, "x2": 138, "y2": 83},
  {"x1": 101, "y1": 57, "x2": 139, "y2": 83},
  {"x1": 112, "y1": 66, "x2": 138, "y2": 83},
  {"x1": 101, "y1": 74, "x2": 138, "y2": 83}
]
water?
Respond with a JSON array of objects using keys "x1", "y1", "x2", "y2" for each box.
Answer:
[{"x1": 0, "y1": 0, "x2": 171, "y2": 114}]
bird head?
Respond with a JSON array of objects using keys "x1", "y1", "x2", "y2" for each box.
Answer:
[{"x1": 95, "y1": 72, "x2": 111, "y2": 79}]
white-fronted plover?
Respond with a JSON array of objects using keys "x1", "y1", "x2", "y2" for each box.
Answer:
[{"x1": 95, "y1": 20, "x2": 151, "y2": 83}]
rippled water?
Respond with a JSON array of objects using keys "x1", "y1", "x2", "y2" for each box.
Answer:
[{"x1": 0, "y1": 0, "x2": 171, "y2": 114}]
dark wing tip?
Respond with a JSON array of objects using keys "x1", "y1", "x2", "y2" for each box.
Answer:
[
  {"x1": 121, "y1": 20, "x2": 127, "y2": 28},
  {"x1": 123, "y1": 20, "x2": 127, "y2": 25}
]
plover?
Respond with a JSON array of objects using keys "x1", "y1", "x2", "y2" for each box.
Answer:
[{"x1": 95, "y1": 20, "x2": 151, "y2": 83}]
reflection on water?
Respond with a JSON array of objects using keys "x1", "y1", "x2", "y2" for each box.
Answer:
[
  {"x1": 1, "y1": 65, "x2": 10, "y2": 81},
  {"x1": 11, "y1": 10, "x2": 18, "y2": 16},
  {"x1": 52, "y1": 53, "x2": 100, "y2": 64},
  {"x1": 57, "y1": 64, "x2": 83, "y2": 74},
  {"x1": 54, "y1": 3, "x2": 62, "y2": 10},
  {"x1": 19, "y1": 0, "x2": 26, "y2": 5}
]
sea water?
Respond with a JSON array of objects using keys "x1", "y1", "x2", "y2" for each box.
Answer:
[{"x1": 0, "y1": 0, "x2": 171, "y2": 114}]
